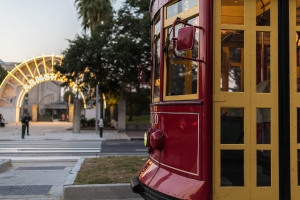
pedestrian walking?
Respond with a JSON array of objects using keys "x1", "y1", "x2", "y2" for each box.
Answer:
[
  {"x1": 99, "y1": 118, "x2": 104, "y2": 138},
  {"x1": 24, "y1": 113, "x2": 31, "y2": 135},
  {"x1": 21, "y1": 117, "x2": 26, "y2": 139},
  {"x1": 0, "y1": 114, "x2": 5, "y2": 128}
]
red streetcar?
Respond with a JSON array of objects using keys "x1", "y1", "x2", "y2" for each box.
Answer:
[{"x1": 131, "y1": 0, "x2": 300, "y2": 200}]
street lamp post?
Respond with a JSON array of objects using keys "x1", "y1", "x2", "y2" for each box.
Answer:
[{"x1": 95, "y1": 84, "x2": 99, "y2": 133}]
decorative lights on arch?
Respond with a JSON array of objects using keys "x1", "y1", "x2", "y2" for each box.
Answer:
[{"x1": 4, "y1": 54, "x2": 87, "y2": 109}]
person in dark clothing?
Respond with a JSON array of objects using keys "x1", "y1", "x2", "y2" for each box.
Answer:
[
  {"x1": 24, "y1": 113, "x2": 31, "y2": 135},
  {"x1": 0, "y1": 114, "x2": 5, "y2": 128},
  {"x1": 99, "y1": 118, "x2": 104, "y2": 138},
  {"x1": 21, "y1": 117, "x2": 26, "y2": 139}
]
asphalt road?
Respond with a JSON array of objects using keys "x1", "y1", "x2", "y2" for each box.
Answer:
[
  {"x1": 0, "y1": 140, "x2": 147, "y2": 159},
  {"x1": 101, "y1": 140, "x2": 147, "y2": 155}
]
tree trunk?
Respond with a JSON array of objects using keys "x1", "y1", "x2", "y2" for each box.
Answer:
[{"x1": 73, "y1": 99, "x2": 81, "y2": 133}]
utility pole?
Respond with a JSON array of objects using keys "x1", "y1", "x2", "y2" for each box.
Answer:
[{"x1": 95, "y1": 85, "x2": 99, "y2": 133}]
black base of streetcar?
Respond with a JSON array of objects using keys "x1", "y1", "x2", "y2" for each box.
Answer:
[{"x1": 131, "y1": 177, "x2": 179, "y2": 200}]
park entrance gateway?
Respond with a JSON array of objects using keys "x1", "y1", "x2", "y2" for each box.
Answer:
[{"x1": 0, "y1": 55, "x2": 86, "y2": 122}]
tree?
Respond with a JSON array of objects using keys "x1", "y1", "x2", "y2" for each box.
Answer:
[
  {"x1": 112, "y1": 0, "x2": 151, "y2": 120},
  {"x1": 55, "y1": 35, "x2": 93, "y2": 94},
  {"x1": 0, "y1": 65, "x2": 7, "y2": 84},
  {"x1": 74, "y1": 0, "x2": 116, "y2": 122},
  {"x1": 63, "y1": 90, "x2": 75, "y2": 104},
  {"x1": 57, "y1": 0, "x2": 151, "y2": 123},
  {"x1": 75, "y1": 0, "x2": 113, "y2": 34}
]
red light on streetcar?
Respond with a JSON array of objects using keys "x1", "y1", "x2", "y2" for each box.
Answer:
[{"x1": 150, "y1": 130, "x2": 164, "y2": 151}]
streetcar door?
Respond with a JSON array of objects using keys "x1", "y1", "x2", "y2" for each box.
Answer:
[
  {"x1": 213, "y1": 0, "x2": 278, "y2": 199},
  {"x1": 291, "y1": 1, "x2": 300, "y2": 199}
]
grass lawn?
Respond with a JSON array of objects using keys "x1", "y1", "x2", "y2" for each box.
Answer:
[
  {"x1": 126, "y1": 115, "x2": 150, "y2": 124},
  {"x1": 74, "y1": 156, "x2": 148, "y2": 184}
]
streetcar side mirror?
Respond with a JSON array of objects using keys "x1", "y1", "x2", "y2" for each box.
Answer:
[
  {"x1": 176, "y1": 26, "x2": 196, "y2": 51},
  {"x1": 171, "y1": 18, "x2": 204, "y2": 62}
]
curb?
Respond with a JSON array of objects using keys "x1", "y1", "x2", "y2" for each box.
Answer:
[
  {"x1": 62, "y1": 158, "x2": 141, "y2": 200},
  {"x1": 0, "y1": 159, "x2": 11, "y2": 172},
  {"x1": 63, "y1": 184, "x2": 141, "y2": 200}
]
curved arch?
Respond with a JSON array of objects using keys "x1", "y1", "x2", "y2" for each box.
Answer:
[{"x1": 0, "y1": 55, "x2": 86, "y2": 122}]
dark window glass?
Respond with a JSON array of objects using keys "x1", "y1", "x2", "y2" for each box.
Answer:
[
  {"x1": 298, "y1": 149, "x2": 300, "y2": 185},
  {"x1": 229, "y1": 47, "x2": 241, "y2": 62},
  {"x1": 256, "y1": 0, "x2": 270, "y2": 26},
  {"x1": 221, "y1": 150, "x2": 244, "y2": 186},
  {"x1": 297, "y1": 108, "x2": 300, "y2": 143},
  {"x1": 221, "y1": 108, "x2": 244, "y2": 144},
  {"x1": 257, "y1": 108, "x2": 271, "y2": 144},
  {"x1": 256, "y1": 31, "x2": 271, "y2": 93},
  {"x1": 257, "y1": 150, "x2": 271, "y2": 186}
]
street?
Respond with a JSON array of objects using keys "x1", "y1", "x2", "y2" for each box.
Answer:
[{"x1": 0, "y1": 140, "x2": 146, "y2": 159}]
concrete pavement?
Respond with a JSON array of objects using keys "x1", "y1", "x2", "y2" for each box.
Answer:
[
  {"x1": 0, "y1": 121, "x2": 132, "y2": 141},
  {"x1": 0, "y1": 122, "x2": 145, "y2": 200}
]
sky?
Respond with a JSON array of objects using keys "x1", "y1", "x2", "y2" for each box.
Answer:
[{"x1": 0, "y1": 0, "x2": 124, "y2": 63}]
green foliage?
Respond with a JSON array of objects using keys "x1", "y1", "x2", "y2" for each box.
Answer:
[
  {"x1": 0, "y1": 65, "x2": 7, "y2": 84},
  {"x1": 38, "y1": 113, "x2": 52, "y2": 121},
  {"x1": 88, "y1": 118, "x2": 95, "y2": 127},
  {"x1": 112, "y1": 0, "x2": 151, "y2": 84},
  {"x1": 105, "y1": 91, "x2": 119, "y2": 107},
  {"x1": 112, "y1": 0, "x2": 151, "y2": 119},
  {"x1": 80, "y1": 118, "x2": 96, "y2": 127},
  {"x1": 57, "y1": 0, "x2": 151, "y2": 120},
  {"x1": 128, "y1": 88, "x2": 150, "y2": 116},
  {"x1": 63, "y1": 91, "x2": 75, "y2": 103},
  {"x1": 74, "y1": 0, "x2": 113, "y2": 34},
  {"x1": 80, "y1": 118, "x2": 88, "y2": 127},
  {"x1": 126, "y1": 115, "x2": 150, "y2": 124}
]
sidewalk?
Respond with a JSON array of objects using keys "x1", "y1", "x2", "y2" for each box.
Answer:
[{"x1": 0, "y1": 122, "x2": 144, "y2": 141}]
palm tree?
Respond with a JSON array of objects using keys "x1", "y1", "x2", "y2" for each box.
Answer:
[{"x1": 74, "y1": 0, "x2": 113, "y2": 34}]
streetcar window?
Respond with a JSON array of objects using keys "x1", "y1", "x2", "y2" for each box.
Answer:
[
  {"x1": 256, "y1": 0, "x2": 270, "y2": 26},
  {"x1": 165, "y1": 17, "x2": 198, "y2": 97},
  {"x1": 298, "y1": 149, "x2": 300, "y2": 185},
  {"x1": 221, "y1": 108, "x2": 244, "y2": 144},
  {"x1": 257, "y1": 108, "x2": 271, "y2": 144},
  {"x1": 221, "y1": 150, "x2": 244, "y2": 186},
  {"x1": 153, "y1": 37, "x2": 160, "y2": 100},
  {"x1": 297, "y1": 32, "x2": 300, "y2": 92},
  {"x1": 221, "y1": 30, "x2": 244, "y2": 92},
  {"x1": 152, "y1": 15, "x2": 161, "y2": 101},
  {"x1": 297, "y1": 108, "x2": 300, "y2": 143},
  {"x1": 256, "y1": 31, "x2": 271, "y2": 93},
  {"x1": 154, "y1": 18, "x2": 161, "y2": 35},
  {"x1": 166, "y1": 0, "x2": 198, "y2": 19},
  {"x1": 221, "y1": 0, "x2": 244, "y2": 25},
  {"x1": 257, "y1": 150, "x2": 271, "y2": 186}
]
